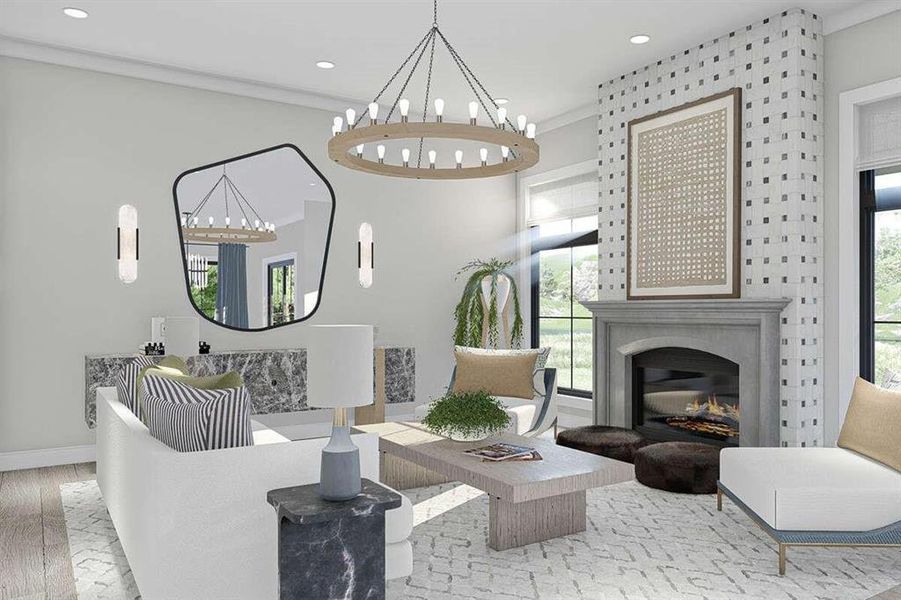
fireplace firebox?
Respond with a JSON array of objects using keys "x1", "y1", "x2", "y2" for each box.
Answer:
[{"x1": 632, "y1": 347, "x2": 739, "y2": 447}]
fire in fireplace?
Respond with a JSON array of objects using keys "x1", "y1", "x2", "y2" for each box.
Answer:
[{"x1": 632, "y1": 347, "x2": 740, "y2": 446}]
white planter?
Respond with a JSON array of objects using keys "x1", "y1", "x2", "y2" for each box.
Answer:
[{"x1": 447, "y1": 428, "x2": 491, "y2": 443}]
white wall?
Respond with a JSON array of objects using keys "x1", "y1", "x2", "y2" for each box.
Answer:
[
  {"x1": 823, "y1": 9, "x2": 901, "y2": 444},
  {"x1": 0, "y1": 57, "x2": 515, "y2": 454}
]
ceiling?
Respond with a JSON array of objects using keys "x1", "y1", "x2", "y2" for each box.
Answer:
[{"x1": 0, "y1": 0, "x2": 881, "y2": 123}]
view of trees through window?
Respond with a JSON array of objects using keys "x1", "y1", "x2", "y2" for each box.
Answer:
[
  {"x1": 874, "y1": 171, "x2": 901, "y2": 381},
  {"x1": 190, "y1": 264, "x2": 218, "y2": 321},
  {"x1": 268, "y1": 260, "x2": 296, "y2": 327},
  {"x1": 533, "y1": 217, "x2": 598, "y2": 395}
]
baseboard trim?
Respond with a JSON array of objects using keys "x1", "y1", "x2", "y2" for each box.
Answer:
[{"x1": 0, "y1": 444, "x2": 96, "y2": 472}]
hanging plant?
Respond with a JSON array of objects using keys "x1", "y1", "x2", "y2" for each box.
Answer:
[{"x1": 453, "y1": 258, "x2": 524, "y2": 349}]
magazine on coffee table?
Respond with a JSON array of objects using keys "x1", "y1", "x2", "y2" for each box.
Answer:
[{"x1": 463, "y1": 442, "x2": 535, "y2": 461}]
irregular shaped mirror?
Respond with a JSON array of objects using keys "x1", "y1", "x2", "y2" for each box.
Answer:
[{"x1": 173, "y1": 144, "x2": 334, "y2": 330}]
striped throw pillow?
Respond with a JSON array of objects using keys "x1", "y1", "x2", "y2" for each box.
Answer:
[
  {"x1": 142, "y1": 375, "x2": 254, "y2": 452},
  {"x1": 115, "y1": 356, "x2": 156, "y2": 415}
]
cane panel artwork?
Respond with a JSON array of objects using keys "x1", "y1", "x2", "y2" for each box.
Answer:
[{"x1": 634, "y1": 108, "x2": 729, "y2": 289}]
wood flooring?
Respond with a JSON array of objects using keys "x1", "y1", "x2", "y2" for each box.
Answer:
[{"x1": 0, "y1": 463, "x2": 95, "y2": 600}]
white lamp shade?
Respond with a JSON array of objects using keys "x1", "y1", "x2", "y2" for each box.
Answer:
[{"x1": 307, "y1": 325, "x2": 374, "y2": 408}]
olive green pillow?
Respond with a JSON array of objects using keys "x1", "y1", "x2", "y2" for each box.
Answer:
[{"x1": 838, "y1": 377, "x2": 901, "y2": 472}]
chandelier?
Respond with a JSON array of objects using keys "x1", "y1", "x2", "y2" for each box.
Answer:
[
  {"x1": 180, "y1": 167, "x2": 276, "y2": 243},
  {"x1": 327, "y1": 0, "x2": 539, "y2": 180}
]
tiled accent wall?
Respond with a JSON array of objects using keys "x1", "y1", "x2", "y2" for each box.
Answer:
[{"x1": 596, "y1": 9, "x2": 824, "y2": 446}]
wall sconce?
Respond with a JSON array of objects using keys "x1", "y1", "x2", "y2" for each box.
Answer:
[
  {"x1": 358, "y1": 222, "x2": 373, "y2": 288},
  {"x1": 117, "y1": 204, "x2": 139, "y2": 283}
]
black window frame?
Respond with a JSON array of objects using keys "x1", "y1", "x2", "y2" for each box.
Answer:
[
  {"x1": 530, "y1": 226, "x2": 599, "y2": 398},
  {"x1": 859, "y1": 168, "x2": 901, "y2": 381},
  {"x1": 266, "y1": 258, "x2": 296, "y2": 327}
]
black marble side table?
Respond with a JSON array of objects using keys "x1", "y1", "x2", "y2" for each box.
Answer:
[{"x1": 267, "y1": 478, "x2": 402, "y2": 600}]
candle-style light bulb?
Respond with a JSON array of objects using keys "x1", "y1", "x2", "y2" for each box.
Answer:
[
  {"x1": 455, "y1": 149, "x2": 463, "y2": 168},
  {"x1": 192, "y1": 216, "x2": 199, "y2": 227},
  {"x1": 333, "y1": 116, "x2": 343, "y2": 132},
  {"x1": 428, "y1": 150, "x2": 437, "y2": 169},
  {"x1": 497, "y1": 107, "x2": 507, "y2": 129},
  {"x1": 356, "y1": 144, "x2": 364, "y2": 158},
  {"x1": 517, "y1": 114, "x2": 527, "y2": 133},
  {"x1": 434, "y1": 98, "x2": 444, "y2": 122},
  {"x1": 501, "y1": 145, "x2": 510, "y2": 162},
  {"x1": 180, "y1": 216, "x2": 187, "y2": 226},
  {"x1": 241, "y1": 218, "x2": 247, "y2": 228},
  {"x1": 368, "y1": 102, "x2": 379, "y2": 124},
  {"x1": 345, "y1": 108, "x2": 356, "y2": 129},
  {"x1": 225, "y1": 216, "x2": 231, "y2": 227},
  {"x1": 254, "y1": 219, "x2": 261, "y2": 229},
  {"x1": 480, "y1": 147, "x2": 488, "y2": 166},
  {"x1": 469, "y1": 101, "x2": 479, "y2": 125},
  {"x1": 208, "y1": 216, "x2": 214, "y2": 227},
  {"x1": 377, "y1": 144, "x2": 386, "y2": 164},
  {"x1": 401, "y1": 148, "x2": 411, "y2": 167},
  {"x1": 331, "y1": 124, "x2": 340, "y2": 137},
  {"x1": 399, "y1": 98, "x2": 410, "y2": 123},
  {"x1": 526, "y1": 123, "x2": 536, "y2": 139}
]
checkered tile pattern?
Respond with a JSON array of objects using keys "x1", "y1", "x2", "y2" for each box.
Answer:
[{"x1": 596, "y1": 8, "x2": 825, "y2": 447}]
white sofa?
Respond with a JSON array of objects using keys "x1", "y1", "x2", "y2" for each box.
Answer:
[
  {"x1": 96, "y1": 387, "x2": 413, "y2": 600},
  {"x1": 718, "y1": 446, "x2": 901, "y2": 574}
]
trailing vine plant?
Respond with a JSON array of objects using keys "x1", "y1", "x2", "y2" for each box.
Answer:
[{"x1": 453, "y1": 258, "x2": 524, "y2": 349}]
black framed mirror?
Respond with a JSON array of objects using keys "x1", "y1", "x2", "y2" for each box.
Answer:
[{"x1": 172, "y1": 144, "x2": 335, "y2": 331}]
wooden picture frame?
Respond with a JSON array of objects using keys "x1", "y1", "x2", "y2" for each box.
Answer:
[{"x1": 626, "y1": 88, "x2": 741, "y2": 300}]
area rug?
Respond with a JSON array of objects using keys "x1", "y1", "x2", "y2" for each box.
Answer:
[{"x1": 61, "y1": 480, "x2": 900, "y2": 600}]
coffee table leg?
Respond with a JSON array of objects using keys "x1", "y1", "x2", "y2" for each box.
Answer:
[
  {"x1": 380, "y1": 452, "x2": 450, "y2": 490},
  {"x1": 488, "y1": 490, "x2": 586, "y2": 550}
]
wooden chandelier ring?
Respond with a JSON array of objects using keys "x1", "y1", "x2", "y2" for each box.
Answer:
[
  {"x1": 327, "y1": 122, "x2": 539, "y2": 180},
  {"x1": 181, "y1": 227, "x2": 277, "y2": 244}
]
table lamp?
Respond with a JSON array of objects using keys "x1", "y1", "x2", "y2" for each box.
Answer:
[{"x1": 307, "y1": 324, "x2": 374, "y2": 501}]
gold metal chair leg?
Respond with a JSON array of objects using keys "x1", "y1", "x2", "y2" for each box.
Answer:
[
  {"x1": 778, "y1": 544, "x2": 786, "y2": 575},
  {"x1": 716, "y1": 489, "x2": 722, "y2": 511}
]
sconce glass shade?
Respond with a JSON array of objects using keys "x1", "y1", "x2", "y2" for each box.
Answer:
[
  {"x1": 358, "y1": 222, "x2": 373, "y2": 288},
  {"x1": 118, "y1": 204, "x2": 138, "y2": 283}
]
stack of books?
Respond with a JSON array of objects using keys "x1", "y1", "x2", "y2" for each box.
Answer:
[{"x1": 463, "y1": 442, "x2": 543, "y2": 462}]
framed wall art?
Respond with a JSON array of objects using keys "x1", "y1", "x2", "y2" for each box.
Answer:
[{"x1": 627, "y1": 88, "x2": 741, "y2": 299}]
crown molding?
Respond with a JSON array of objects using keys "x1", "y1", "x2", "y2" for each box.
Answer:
[
  {"x1": 0, "y1": 34, "x2": 368, "y2": 113},
  {"x1": 536, "y1": 102, "x2": 597, "y2": 135},
  {"x1": 823, "y1": 1, "x2": 901, "y2": 35}
]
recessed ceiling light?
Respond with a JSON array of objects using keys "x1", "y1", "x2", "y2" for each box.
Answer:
[
  {"x1": 495, "y1": 98, "x2": 509, "y2": 105},
  {"x1": 630, "y1": 34, "x2": 651, "y2": 45},
  {"x1": 63, "y1": 7, "x2": 89, "y2": 19},
  {"x1": 309, "y1": 182, "x2": 317, "y2": 186},
  {"x1": 316, "y1": 61, "x2": 335, "y2": 70}
]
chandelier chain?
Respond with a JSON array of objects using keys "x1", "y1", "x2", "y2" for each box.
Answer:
[
  {"x1": 417, "y1": 27, "x2": 437, "y2": 167},
  {"x1": 384, "y1": 28, "x2": 435, "y2": 124},
  {"x1": 223, "y1": 176, "x2": 257, "y2": 226},
  {"x1": 433, "y1": 0, "x2": 438, "y2": 26},
  {"x1": 355, "y1": 26, "x2": 434, "y2": 127},
  {"x1": 187, "y1": 175, "x2": 222, "y2": 220},
  {"x1": 437, "y1": 31, "x2": 497, "y2": 128},
  {"x1": 224, "y1": 175, "x2": 267, "y2": 225},
  {"x1": 437, "y1": 28, "x2": 518, "y2": 132}
]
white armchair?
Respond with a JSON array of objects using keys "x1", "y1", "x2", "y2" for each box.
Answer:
[{"x1": 96, "y1": 387, "x2": 412, "y2": 600}]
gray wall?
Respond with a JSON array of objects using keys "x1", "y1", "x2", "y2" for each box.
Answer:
[
  {"x1": 522, "y1": 116, "x2": 597, "y2": 177},
  {"x1": 0, "y1": 57, "x2": 515, "y2": 453},
  {"x1": 823, "y1": 9, "x2": 901, "y2": 444}
]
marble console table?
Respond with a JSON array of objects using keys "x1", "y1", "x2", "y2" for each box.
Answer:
[
  {"x1": 267, "y1": 479, "x2": 401, "y2": 600},
  {"x1": 83, "y1": 347, "x2": 414, "y2": 428}
]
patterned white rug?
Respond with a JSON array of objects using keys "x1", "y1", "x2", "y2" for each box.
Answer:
[{"x1": 61, "y1": 480, "x2": 900, "y2": 600}]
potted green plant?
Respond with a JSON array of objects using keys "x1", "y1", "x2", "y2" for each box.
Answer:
[
  {"x1": 453, "y1": 258, "x2": 524, "y2": 349},
  {"x1": 421, "y1": 390, "x2": 511, "y2": 442}
]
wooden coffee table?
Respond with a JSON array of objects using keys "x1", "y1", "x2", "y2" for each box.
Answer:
[{"x1": 353, "y1": 422, "x2": 635, "y2": 550}]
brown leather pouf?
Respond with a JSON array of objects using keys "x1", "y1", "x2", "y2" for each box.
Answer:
[
  {"x1": 556, "y1": 425, "x2": 648, "y2": 464},
  {"x1": 634, "y1": 442, "x2": 721, "y2": 494}
]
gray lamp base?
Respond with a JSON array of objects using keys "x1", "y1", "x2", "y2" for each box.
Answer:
[{"x1": 318, "y1": 423, "x2": 361, "y2": 501}]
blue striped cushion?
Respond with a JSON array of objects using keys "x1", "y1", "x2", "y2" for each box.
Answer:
[
  {"x1": 115, "y1": 356, "x2": 156, "y2": 415},
  {"x1": 142, "y1": 375, "x2": 254, "y2": 452}
]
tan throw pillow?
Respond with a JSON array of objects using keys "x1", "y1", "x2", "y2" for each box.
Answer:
[
  {"x1": 838, "y1": 377, "x2": 901, "y2": 472},
  {"x1": 453, "y1": 351, "x2": 538, "y2": 400}
]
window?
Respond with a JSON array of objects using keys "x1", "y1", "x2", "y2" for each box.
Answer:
[
  {"x1": 524, "y1": 167, "x2": 599, "y2": 397},
  {"x1": 267, "y1": 259, "x2": 296, "y2": 326},
  {"x1": 861, "y1": 167, "x2": 901, "y2": 385},
  {"x1": 188, "y1": 255, "x2": 218, "y2": 320}
]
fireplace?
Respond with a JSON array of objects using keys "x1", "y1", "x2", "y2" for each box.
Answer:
[{"x1": 632, "y1": 347, "x2": 739, "y2": 447}]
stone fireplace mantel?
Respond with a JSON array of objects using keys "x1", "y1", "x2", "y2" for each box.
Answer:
[{"x1": 582, "y1": 299, "x2": 791, "y2": 447}]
